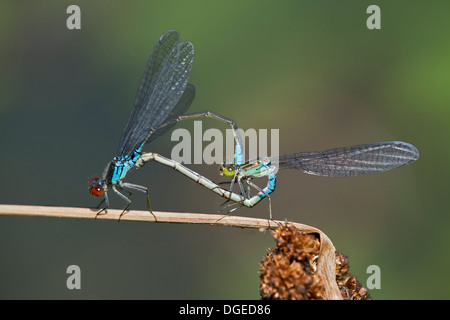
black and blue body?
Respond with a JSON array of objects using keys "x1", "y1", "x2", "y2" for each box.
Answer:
[
  {"x1": 103, "y1": 142, "x2": 145, "y2": 186},
  {"x1": 89, "y1": 30, "x2": 246, "y2": 215},
  {"x1": 89, "y1": 30, "x2": 196, "y2": 213}
]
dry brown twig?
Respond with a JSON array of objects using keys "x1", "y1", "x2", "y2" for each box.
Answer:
[{"x1": 0, "y1": 204, "x2": 368, "y2": 300}]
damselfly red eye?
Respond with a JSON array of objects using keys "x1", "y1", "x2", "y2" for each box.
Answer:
[
  {"x1": 89, "y1": 186, "x2": 104, "y2": 197},
  {"x1": 89, "y1": 176, "x2": 104, "y2": 197}
]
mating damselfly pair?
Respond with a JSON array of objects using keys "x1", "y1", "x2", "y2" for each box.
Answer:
[{"x1": 89, "y1": 30, "x2": 419, "y2": 219}]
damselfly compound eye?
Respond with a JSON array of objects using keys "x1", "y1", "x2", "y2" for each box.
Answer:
[
  {"x1": 89, "y1": 176, "x2": 104, "y2": 197},
  {"x1": 89, "y1": 186, "x2": 104, "y2": 197},
  {"x1": 219, "y1": 165, "x2": 236, "y2": 177}
]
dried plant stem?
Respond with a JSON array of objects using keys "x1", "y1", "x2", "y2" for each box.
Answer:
[{"x1": 0, "y1": 204, "x2": 342, "y2": 299}]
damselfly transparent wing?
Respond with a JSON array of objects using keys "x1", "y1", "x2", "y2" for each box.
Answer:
[
  {"x1": 118, "y1": 30, "x2": 194, "y2": 157},
  {"x1": 134, "y1": 30, "x2": 181, "y2": 109},
  {"x1": 276, "y1": 141, "x2": 419, "y2": 177},
  {"x1": 145, "y1": 83, "x2": 195, "y2": 144}
]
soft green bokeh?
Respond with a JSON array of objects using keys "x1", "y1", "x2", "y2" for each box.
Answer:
[{"x1": 0, "y1": 1, "x2": 448, "y2": 299}]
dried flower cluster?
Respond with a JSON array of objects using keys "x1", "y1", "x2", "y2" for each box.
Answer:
[
  {"x1": 335, "y1": 253, "x2": 371, "y2": 300},
  {"x1": 259, "y1": 223, "x2": 324, "y2": 300}
]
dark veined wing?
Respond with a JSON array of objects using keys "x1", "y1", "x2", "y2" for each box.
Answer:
[
  {"x1": 145, "y1": 83, "x2": 195, "y2": 144},
  {"x1": 117, "y1": 30, "x2": 194, "y2": 157},
  {"x1": 275, "y1": 141, "x2": 419, "y2": 177},
  {"x1": 134, "y1": 30, "x2": 181, "y2": 109}
]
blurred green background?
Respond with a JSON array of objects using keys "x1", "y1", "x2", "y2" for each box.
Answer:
[{"x1": 0, "y1": 0, "x2": 447, "y2": 299}]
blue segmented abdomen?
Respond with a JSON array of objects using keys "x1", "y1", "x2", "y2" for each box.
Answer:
[
  {"x1": 258, "y1": 174, "x2": 277, "y2": 200},
  {"x1": 235, "y1": 144, "x2": 243, "y2": 166}
]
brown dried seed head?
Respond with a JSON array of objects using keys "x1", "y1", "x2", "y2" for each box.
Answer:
[
  {"x1": 260, "y1": 223, "x2": 324, "y2": 300},
  {"x1": 335, "y1": 252, "x2": 371, "y2": 300}
]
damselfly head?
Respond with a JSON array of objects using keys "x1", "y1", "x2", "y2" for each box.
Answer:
[
  {"x1": 89, "y1": 176, "x2": 105, "y2": 197},
  {"x1": 219, "y1": 163, "x2": 236, "y2": 177}
]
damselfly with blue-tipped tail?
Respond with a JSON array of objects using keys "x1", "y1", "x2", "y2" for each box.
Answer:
[
  {"x1": 88, "y1": 30, "x2": 244, "y2": 216},
  {"x1": 137, "y1": 141, "x2": 419, "y2": 219},
  {"x1": 218, "y1": 141, "x2": 420, "y2": 218}
]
